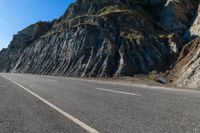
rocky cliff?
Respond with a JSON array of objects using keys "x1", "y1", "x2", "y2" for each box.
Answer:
[
  {"x1": 0, "y1": 0, "x2": 200, "y2": 88},
  {"x1": 0, "y1": 22, "x2": 52, "y2": 72},
  {"x1": 189, "y1": 4, "x2": 200, "y2": 38},
  {"x1": 157, "y1": 0, "x2": 195, "y2": 34},
  {"x1": 170, "y1": 1, "x2": 200, "y2": 89},
  {"x1": 175, "y1": 37, "x2": 200, "y2": 88}
]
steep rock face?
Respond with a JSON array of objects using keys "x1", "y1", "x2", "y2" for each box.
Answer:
[
  {"x1": 63, "y1": 0, "x2": 140, "y2": 19},
  {"x1": 10, "y1": 2, "x2": 179, "y2": 77},
  {"x1": 174, "y1": 3, "x2": 200, "y2": 89},
  {"x1": 175, "y1": 37, "x2": 200, "y2": 88},
  {"x1": 64, "y1": 0, "x2": 169, "y2": 20},
  {"x1": 157, "y1": 0, "x2": 195, "y2": 34},
  {"x1": 189, "y1": 4, "x2": 200, "y2": 38},
  {"x1": 0, "y1": 22, "x2": 52, "y2": 72},
  {"x1": 2, "y1": 0, "x2": 197, "y2": 79}
]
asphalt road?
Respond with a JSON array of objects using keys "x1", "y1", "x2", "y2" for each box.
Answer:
[{"x1": 0, "y1": 73, "x2": 200, "y2": 133}]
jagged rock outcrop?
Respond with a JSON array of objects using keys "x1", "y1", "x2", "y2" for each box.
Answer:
[
  {"x1": 175, "y1": 37, "x2": 200, "y2": 88},
  {"x1": 157, "y1": 0, "x2": 195, "y2": 34},
  {"x1": 0, "y1": 0, "x2": 198, "y2": 80},
  {"x1": 11, "y1": 3, "x2": 177, "y2": 77},
  {"x1": 174, "y1": 3, "x2": 200, "y2": 89},
  {"x1": 189, "y1": 4, "x2": 200, "y2": 38},
  {"x1": 0, "y1": 22, "x2": 52, "y2": 72}
]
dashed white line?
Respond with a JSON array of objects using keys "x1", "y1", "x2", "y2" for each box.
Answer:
[
  {"x1": 47, "y1": 79, "x2": 57, "y2": 82},
  {"x1": 95, "y1": 88, "x2": 141, "y2": 96},
  {"x1": 8, "y1": 79, "x2": 100, "y2": 133}
]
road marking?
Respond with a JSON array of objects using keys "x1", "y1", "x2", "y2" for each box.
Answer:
[
  {"x1": 5, "y1": 73, "x2": 200, "y2": 94},
  {"x1": 66, "y1": 78, "x2": 200, "y2": 94},
  {"x1": 95, "y1": 88, "x2": 141, "y2": 96},
  {"x1": 8, "y1": 79, "x2": 100, "y2": 133},
  {"x1": 47, "y1": 79, "x2": 57, "y2": 82}
]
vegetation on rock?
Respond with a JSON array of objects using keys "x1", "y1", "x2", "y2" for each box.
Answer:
[{"x1": 0, "y1": 0, "x2": 200, "y2": 88}]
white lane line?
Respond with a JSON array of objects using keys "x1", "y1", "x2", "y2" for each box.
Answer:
[
  {"x1": 47, "y1": 79, "x2": 57, "y2": 82},
  {"x1": 8, "y1": 79, "x2": 100, "y2": 133},
  {"x1": 95, "y1": 88, "x2": 141, "y2": 96},
  {"x1": 4, "y1": 73, "x2": 200, "y2": 94}
]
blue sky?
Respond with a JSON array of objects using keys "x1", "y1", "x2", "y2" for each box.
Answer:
[{"x1": 0, "y1": 0, "x2": 75, "y2": 49}]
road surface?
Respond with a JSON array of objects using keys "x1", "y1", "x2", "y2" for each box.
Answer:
[{"x1": 0, "y1": 73, "x2": 200, "y2": 133}]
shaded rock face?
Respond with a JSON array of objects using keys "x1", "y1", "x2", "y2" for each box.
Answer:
[
  {"x1": 0, "y1": 22, "x2": 52, "y2": 72},
  {"x1": 12, "y1": 6, "x2": 175, "y2": 77},
  {"x1": 174, "y1": 3, "x2": 200, "y2": 89},
  {"x1": 0, "y1": 0, "x2": 198, "y2": 79},
  {"x1": 175, "y1": 37, "x2": 200, "y2": 88},
  {"x1": 189, "y1": 5, "x2": 200, "y2": 38},
  {"x1": 157, "y1": 0, "x2": 195, "y2": 34},
  {"x1": 64, "y1": 0, "x2": 172, "y2": 19}
]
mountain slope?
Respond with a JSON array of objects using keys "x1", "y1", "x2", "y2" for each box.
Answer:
[
  {"x1": 0, "y1": 0, "x2": 199, "y2": 84},
  {"x1": 175, "y1": 37, "x2": 200, "y2": 88},
  {"x1": 10, "y1": 1, "x2": 181, "y2": 77},
  {"x1": 189, "y1": 4, "x2": 200, "y2": 38},
  {"x1": 157, "y1": 0, "x2": 195, "y2": 34},
  {"x1": 170, "y1": 3, "x2": 200, "y2": 88},
  {"x1": 0, "y1": 22, "x2": 52, "y2": 72}
]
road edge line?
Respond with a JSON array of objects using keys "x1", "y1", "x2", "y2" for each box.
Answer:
[{"x1": 7, "y1": 78, "x2": 100, "y2": 133}]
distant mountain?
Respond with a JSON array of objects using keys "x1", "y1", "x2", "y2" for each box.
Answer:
[{"x1": 0, "y1": 0, "x2": 200, "y2": 88}]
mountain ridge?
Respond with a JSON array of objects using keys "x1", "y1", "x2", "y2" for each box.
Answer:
[{"x1": 1, "y1": 0, "x2": 200, "y2": 88}]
